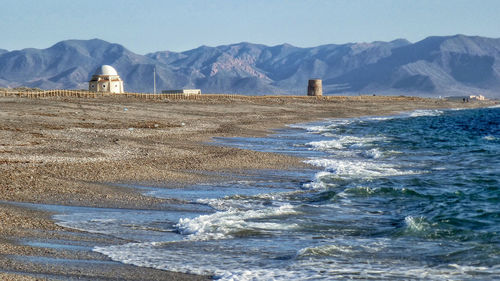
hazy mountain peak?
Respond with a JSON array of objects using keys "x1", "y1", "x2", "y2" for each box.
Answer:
[{"x1": 389, "y1": 38, "x2": 411, "y2": 46}]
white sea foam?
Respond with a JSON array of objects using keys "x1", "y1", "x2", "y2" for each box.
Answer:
[
  {"x1": 304, "y1": 125, "x2": 331, "y2": 133},
  {"x1": 289, "y1": 119, "x2": 354, "y2": 134},
  {"x1": 305, "y1": 158, "x2": 418, "y2": 179},
  {"x1": 176, "y1": 204, "x2": 299, "y2": 241},
  {"x1": 89, "y1": 218, "x2": 117, "y2": 223},
  {"x1": 302, "y1": 171, "x2": 335, "y2": 190},
  {"x1": 483, "y1": 135, "x2": 497, "y2": 141},
  {"x1": 342, "y1": 186, "x2": 376, "y2": 196},
  {"x1": 404, "y1": 216, "x2": 431, "y2": 232},
  {"x1": 363, "y1": 116, "x2": 396, "y2": 121},
  {"x1": 308, "y1": 136, "x2": 385, "y2": 152},
  {"x1": 196, "y1": 190, "x2": 298, "y2": 211},
  {"x1": 408, "y1": 109, "x2": 444, "y2": 117},
  {"x1": 308, "y1": 139, "x2": 344, "y2": 150},
  {"x1": 361, "y1": 148, "x2": 383, "y2": 159},
  {"x1": 287, "y1": 124, "x2": 329, "y2": 133}
]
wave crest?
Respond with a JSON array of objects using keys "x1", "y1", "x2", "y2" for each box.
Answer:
[{"x1": 176, "y1": 204, "x2": 299, "y2": 241}]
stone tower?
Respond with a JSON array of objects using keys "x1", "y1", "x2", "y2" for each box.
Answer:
[{"x1": 307, "y1": 79, "x2": 322, "y2": 96}]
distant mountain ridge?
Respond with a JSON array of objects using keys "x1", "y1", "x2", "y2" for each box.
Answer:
[{"x1": 1, "y1": 35, "x2": 499, "y2": 97}]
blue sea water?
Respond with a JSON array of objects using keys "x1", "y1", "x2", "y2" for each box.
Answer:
[{"x1": 53, "y1": 106, "x2": 500, "y2": 280}]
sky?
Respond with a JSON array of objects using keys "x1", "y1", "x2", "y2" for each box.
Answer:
[{"x1": 1, "y1": 0, "x2": 500, "y2": 54}]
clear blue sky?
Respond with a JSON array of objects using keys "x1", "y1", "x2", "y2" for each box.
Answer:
[{"x1": 1, "y1": 0, "x2": 499, "y2": 54}]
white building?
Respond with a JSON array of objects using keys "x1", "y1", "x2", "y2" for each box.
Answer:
[
  {"x1": 445, "y1": 94, "x2": 488, "y2": 102},
  {"x1": 162, "y1": 89, "x2": 201, "y2": 95},
  {"x1": 89, "y1": 65, "x2": 124, "y2": 93},
  {"x1": 469, "y1": 95, "x2": 486, "y2": 101}
]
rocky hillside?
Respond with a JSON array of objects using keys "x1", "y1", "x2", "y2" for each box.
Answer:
[{"x1": 0, "y1": 35, "x2": 499, "y2": 97}]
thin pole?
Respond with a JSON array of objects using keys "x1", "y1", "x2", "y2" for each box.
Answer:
[{"x1": 153, "y1": 66, "x2": 156, "y2": 94}]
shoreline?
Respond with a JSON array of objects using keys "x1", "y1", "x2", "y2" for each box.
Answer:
[{"x1": 0, "y1": 95, "x2": 495, "y2": 280}]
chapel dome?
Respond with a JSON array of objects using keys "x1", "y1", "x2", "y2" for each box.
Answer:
[{"x1": 94, "y1": 65, "x2": 118, "y2": 76}]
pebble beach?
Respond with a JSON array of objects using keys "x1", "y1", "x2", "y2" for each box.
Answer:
[{"x1": 0, "y1": 94, "x2": 494, "y2": 280}]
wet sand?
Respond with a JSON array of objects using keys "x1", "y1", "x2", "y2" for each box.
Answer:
[{"x1": 0, "y1": 94, "x2": 494, "y2": 280}]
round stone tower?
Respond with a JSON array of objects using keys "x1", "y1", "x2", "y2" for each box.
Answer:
[{"x1": 307, "y1": 79, "x2": 322, "y2": 96}]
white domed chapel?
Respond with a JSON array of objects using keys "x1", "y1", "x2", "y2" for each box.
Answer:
[{"x1": 88, "y1": 65, "x2": 124, "y2": 93}]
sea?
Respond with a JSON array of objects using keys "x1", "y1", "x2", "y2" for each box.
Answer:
[{"x1": 53, "y1": 106, "x2": 500, "y2": 280}]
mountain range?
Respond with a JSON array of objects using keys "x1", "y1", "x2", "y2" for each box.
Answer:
[{"x1": 1, "y1": 35, "x2": 499, "y2": 97}]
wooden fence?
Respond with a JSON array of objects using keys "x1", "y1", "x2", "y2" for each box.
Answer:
[
  {"x1": 0, "y1": 89, "x2": 421, "y2": 102},
  {"x1": 0, "y1": 90, "x2": 332, "y2": 100},
  {"x1": 0, "y1": 90, "x2": 98, "y2": 98}
]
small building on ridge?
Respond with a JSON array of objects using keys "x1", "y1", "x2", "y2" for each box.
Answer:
[
  {"x1": 162, "y1": 89, "x2": 201, "y2": 95},
  {"x1": 445, "y1": 94, "x2": 488, "y2": 102}
]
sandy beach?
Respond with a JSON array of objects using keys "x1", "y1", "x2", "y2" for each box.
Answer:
[{"x1": 0, "y1": 94, "x2": 495, "y2": 280}]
